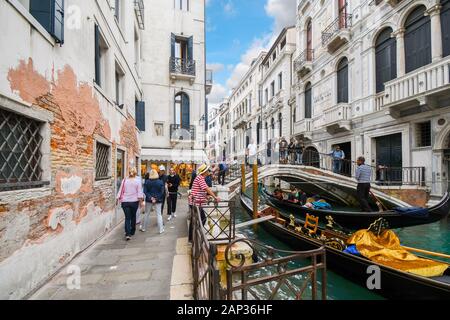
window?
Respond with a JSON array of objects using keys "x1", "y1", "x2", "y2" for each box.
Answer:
[
  {"x1": 305, "y1": 82, "x2": 312, "y2": 119},
  {"x1": 96, "y1": 142, "x2": 110, "y2": 180},
  {"x1": 306, "y1": 21, "x2": 313, "y2": 60},
  {"x1": 177, "y1": 0, "x2": 190, "y2": 11},
  {"x1": 170, "y1": 34, "x2": 194, "y2": 75},
  {"x1": 114, "y1": 0, "x2": 120, "y2": 22},
  {"x1": 278, "y1": 113, "x2": 282, "y2": 137},
  {"x1": 135, "y1": 100, "x2": 146, "y2": 131},
  {"x1": 154, "y1": 123, "x2": 164, "y2": 136},
  {"x1": 29, "y1": 0, "x2": 65, "y2": 43},
  {"x1": 0, "y1": 109, "x2": 45, "y2": 191},
  {"x1": 265, "y1": 88, "x2": 269, "y2": 104},
  {"x1": 116, "y1": 149, "x2": 125, "y2": 190},
  {"x1": 337, "y1": 58, "x2": 349, "y2": 103},
  {"x1": 272, "y1": 51, "x2": 277, "y2": 61},
  {"x1": 115, "y1": 63, "x2": 124, "y2": 105},
  {"x1": 415, "y1": 121, "x2": 431, "y2": 147},
  {"x1": 375, "y1": 28, "x2": 397, "y2": 93},
  {"x1": 442, "y1": 0, "x2": 450, "y2": 57},
  {"x1": 405, "y1": 6, "x2": 431, "y2": 73},
  {"x1": 280, "y1": 38, "x2": 286, "y2": 50},
  {"x1": 278, "y1": 72, "x2": 283, "y2": 90},
  {"x1": 271, "y1": 81, "x2": 275, "y2": 97},
  {"x1": 94, "y1": 24, "x2": 109, "y2": 88},
  {"x1": 134, "y1": 28, "x2": 141, "y2": 70},
  {"x1": 248, "y1": 94, "x2": 252, "y2": 112},
  {"x1": 174, "y1": 92, "x2": 190, "y2": 128}
]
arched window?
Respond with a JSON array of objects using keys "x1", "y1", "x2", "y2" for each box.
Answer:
[
  {"x1": 405, "y1": 6, "x2": 431, "y2": 73},
  {"x1": 337, "y1": 58, "x2": 349, "y2": 103},
  {"x1": 174, "y1": 92, "x2": 190, "y2": 129},
  {"x1": 375, "y1": 28, "x2": 397, "y2": 93},
  {"x1": 271, "y1": 118, "x2": 275, "y2": 138},
  {"x1": 278, "y1": 113, "x2": 282, "y2": 137},
  {"x1": 305, "y1": 82, "x2": 312, "y2": 119},
  {"x1": 306, "y1": 20, "x2": 313, "y2": 61},
  {"x1": 442, "y1": 0, "x2": 450, "y2": 57}
]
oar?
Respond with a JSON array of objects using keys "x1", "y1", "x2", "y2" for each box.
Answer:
[
  {"x1": 402, "y1": 245, "x2": 450, "y2": 260},
  {"x1": 370, "y1": 191, "x2": 388, "y2": 212}
]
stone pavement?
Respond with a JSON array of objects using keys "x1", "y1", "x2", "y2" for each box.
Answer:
[{"x1": 30, "y1": 195, "x2": 193, "y2": 300}]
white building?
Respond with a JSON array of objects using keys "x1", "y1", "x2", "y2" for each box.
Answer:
[
  {"x1": 293, "y1": 0, "x2": 450, "y2": 198},
  {"x1": 207, "y1": 106, "x2": 220, "y2": 161},
  {"x1": 139, "y1": 0, "x2": 211, "y2": 184},
  {"x1": 0, "y1": 0, "x2": 145, "y2": 298}
]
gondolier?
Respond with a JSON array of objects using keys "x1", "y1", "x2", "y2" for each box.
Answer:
[{"x1": 356, "y1": 156, "x2": 372, "y2": 212}]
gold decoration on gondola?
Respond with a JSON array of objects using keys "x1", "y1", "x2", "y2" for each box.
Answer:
[
  {"x1": 367, "y1": 218, "x2": 389, "y2": 236},
  {"x1": 325, "y1": 238, "x2": 346, "y2": 251},
  {"x1": 288, "y1": 214, "x2": 296, "y2": 229},
  {"x1": 325, "y1": 215, "x2": 335, "y2": 228},
  {"x1": 304, "y1": 213, "x2": 319, "y2": 235}
]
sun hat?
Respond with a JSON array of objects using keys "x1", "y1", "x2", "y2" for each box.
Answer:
[
  {"x1": 197, "y1": 163, "x2": 210, "y2": 175},
  {"x1": 159, "y1": 165, "x2": 166, "y2": 171},
  {"x1": 149, "y1": 169, "x2": 159, "y2": 180}
]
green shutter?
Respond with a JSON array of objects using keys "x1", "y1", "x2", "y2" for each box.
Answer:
[
  {"x1": 30, "y1": 0, "x2": 64, "y2": 44},
  {"x1": 135, "y1": 101, "x2": 146, "y2": 131},
  {"x1": 94, "y1": 24, "x2": 101, "y2": 85}
]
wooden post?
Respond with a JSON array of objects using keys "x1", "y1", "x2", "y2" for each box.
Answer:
[
  {"x1": 252, "y1": 162, "x2": 258, "y2": 231},
  {"x1": 241, "y1": 163, "x2": 246, "y2": 194}
]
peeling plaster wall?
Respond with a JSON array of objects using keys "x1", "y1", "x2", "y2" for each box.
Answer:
[{"x1": 0, "y1": 0, "x2": 142, "y2": 299}]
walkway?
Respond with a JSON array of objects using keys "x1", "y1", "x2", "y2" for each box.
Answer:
[{"x1": 30, "y1": 194, "x2": 193, "y2": 300}]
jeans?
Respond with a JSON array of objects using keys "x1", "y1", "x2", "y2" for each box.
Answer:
[
  {"x1": 167, "y1": 192, "x2": 178, "y2": 215},
  {"x1": 218, "y1": 171, "x2": 226, "y2": 185},
  {"x1": 333, "y1": 159, "x2": 342, "y2": 174},
  {"x1": 142, "y1": 202, "x2": 163, "y2": 232},
  {"x1": 122, "y1": 202, "x2": 139, "y2": 236},
  {"x1": 357, "y1": 183, "x2": 372, "y2": 212},
  {"x1": 296, "y1": 152, "x2": 303, "y2": 165},
  {"x1": 161, "y1": 192, "x2": 166, "y2": 214}
]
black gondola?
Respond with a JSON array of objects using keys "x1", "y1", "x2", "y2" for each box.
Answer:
[
  {"x1": 263, "y1": 188, "x2": 450, "y2": 230},
  {"x1": 240, "y1": 193, "x2": 450, "y2": 300}
]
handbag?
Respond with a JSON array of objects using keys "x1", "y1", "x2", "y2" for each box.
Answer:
[{"x1": 118, "y1": 178, "x2": 126, "y2": 203}]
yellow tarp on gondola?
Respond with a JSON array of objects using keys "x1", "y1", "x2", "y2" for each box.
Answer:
[{"x1": 347, "y1": 230, "x2": 448, "y2": 278}]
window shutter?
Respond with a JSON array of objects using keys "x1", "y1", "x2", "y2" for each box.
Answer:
[
  {"x1": 171, "y1": 33, "x2": 176, "y2": 58},
  {"x1": 135, "y1": 101, "x2": 146, "y2": 131},
  {"x1": 305, "y1": 84, "x2": 312, "y2": 119},
  {"x1": 181, "y1": 94, "x2": 190, "y2": 129},
  {"x1": 95, "y1": 24, "x2": 101, "y2": 85},
  {"x1": 30, "y1": 0, "x2": 64, "y2": 44},
  {"x1": 187, "y1": 36, "x2": 194, "y2": 61},
  {"x1": 442, "y1": 0, "x2": 450, "y2": 57}
]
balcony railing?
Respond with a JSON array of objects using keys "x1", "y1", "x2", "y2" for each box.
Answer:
[
  {"x1": 294, "y1": 49, "x2": 314, "y2": 76},
  {"x1": 383, "y1": 56, "x2": 450, "y2": 109},
  {"x1": 232, "y1": 115, "x2": 248, "y2": 129},
  {"x1": 324, "y1": 104, "x2": 352, "y2": 125},
  {"x1": 170, "y1": 57, "x2": 196, "y2": 76},
  {"x1": 294, "y1": 118, "x2": 312, "y2": 136},
  {"x1": 321, "y1": 14, "x2": 352, "y2": 48},
  {"x1": 134, "y1": 0, "x2": 145, "y2": 30},
  {"x1": 170, "y1": 124, "x2": 196, "y2": 141}
]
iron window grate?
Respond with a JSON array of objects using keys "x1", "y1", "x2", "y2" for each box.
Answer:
[
  {"x1": 96, "y1": 142, "x2": 110, "y2": 180},
  {"x1": 416, "y1": 121, "x2": 431, "y2": 147},
  {"x1": 0, "y1": 108, "x2": 46, "y2": 191}
]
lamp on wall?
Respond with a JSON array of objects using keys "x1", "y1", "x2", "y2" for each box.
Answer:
[{"x1": 118, "y1": 104, "x2": 124, "y2": 109}]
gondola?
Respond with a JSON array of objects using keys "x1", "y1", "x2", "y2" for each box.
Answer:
[
  {"x1": 240, "y1": 193, "x2": 450, "y2": 300},
  {"x1": 263, "y1": 188, "x2": 450, "y2": 230}
]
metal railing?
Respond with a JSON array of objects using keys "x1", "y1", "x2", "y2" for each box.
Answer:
[
  {"x1": 170, "y1": 124, "x2": 196, "y2": 141},
  {"x1": 170, "y1": 57, "x2": 196, "y2": 76},
  {"x1": 134, "y1": 0, "x2": 145, "y2": 30},
  {"x1": 294, "y1": 49, "x2": 314, "y2": 73},
  {"x1": 223, "y1": 238, "x2": 327, "y2": 300},
  {"x1": 206, "y1": 69, "x2": 213, "y2": 86},
  {"x1": 321, "y1": 14, "x2": 353, "y2": 47}
]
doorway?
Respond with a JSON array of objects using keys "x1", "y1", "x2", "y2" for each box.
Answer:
[
  {"x1": 375, "y1": 133, "x2": 402, "y2": 184},
  {"x1": 332, "y1": 142, "x2": 351, "y2": 176}
]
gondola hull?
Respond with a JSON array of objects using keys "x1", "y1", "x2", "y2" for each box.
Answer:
[
  {"x1": 240, "y1": 194, "x2": 450, "y2": 300},
  {"x1": 263, "y1": 190, "x2": 450, "y2": 230}
]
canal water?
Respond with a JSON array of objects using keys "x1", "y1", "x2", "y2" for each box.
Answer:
[{"x1": 235, "y1": 189, "x2": 450, "y2": 300}]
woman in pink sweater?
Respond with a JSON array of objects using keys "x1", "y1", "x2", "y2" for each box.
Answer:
[{"x1": 116, "y1": 167, "x2": 144, "y2": 240}]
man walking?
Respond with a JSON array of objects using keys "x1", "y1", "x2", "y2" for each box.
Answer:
[
  {"x1": 356, "y1": 156, "x2": 373, "y2": 212},
  {"x1": 331, "y1": 145, "x2": 345, "y2": 174},
  {"x1": 159, "y1": 165, "x2": 169, "y2": 217},
  {"x1": 167, "y1": 167, "x2": 181, "y2": 221}
]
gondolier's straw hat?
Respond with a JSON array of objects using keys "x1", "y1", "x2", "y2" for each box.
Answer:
[{"x1": 197, "y1": 163, "x2": 210, "y2": 175}]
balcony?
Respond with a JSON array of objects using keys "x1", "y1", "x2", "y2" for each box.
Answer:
[
  {"x1": 170, "y1": 57, "x2": 196, "y2": 84},
  {"x1": 382, "y1": 56, "x2": 450, "y2": 118},
  {"x1": 170, "y1": 124, "x2": 196, "y2": 144},
  {"x1": 206, "y1": 69, "x2": 213, "y2": 95},
  {"x1": 134, "y1": 0, "x2": 145, "y2": 30},
  {"x1": 294, "y1": 119, "x2": 313, "y2": 139},
  {"x1": 323, "y1": 103, "x2": 352, "y2": 133},
  {"x1": 294, "y1": 49, "x2": 314, "y2": 78},
  {"x1": 321, "y1": 14, "x2": 352, "y2": 53},
  {"x1": 232, "y1": 115, "x2": 248, "y2": 129}
]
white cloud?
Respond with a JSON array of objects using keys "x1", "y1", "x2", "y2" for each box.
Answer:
[
  {"x1": 265, "y1": 0, "x2": 297, "y2": 33},
  {"x1": 223, "y1": 0, "x2": 237, "y2": 17},
  {"x1": 207, "y1": 63, "x2": 225, "y2": 73},
  {"x1": 208, "y1": 83, "x2": 229, "y2": 107}
]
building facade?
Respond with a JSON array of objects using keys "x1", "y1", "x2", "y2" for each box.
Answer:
[
  {"x1": 293, "y1": 0, "x2": 450, "y2": 198},
  {"x1": 207, "y1": 106, "x2": 220, "y2": 161},
  {"x1": 139, "y1": 0, "x2": 210, "y2": 186},
  {"x1": 0, "y1": 0, "x2": 145, "y2": 298}
]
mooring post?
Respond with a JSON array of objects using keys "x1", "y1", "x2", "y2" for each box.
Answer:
[
  {"x1": 252, "y1": 162, "x2": 258, "y2": 231},
  {"x1": 241, "y1": 163, "x2": 246, "y2": 194}
]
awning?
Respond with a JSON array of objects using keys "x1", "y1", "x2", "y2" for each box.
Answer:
[{"x1": 141, "y1": 148, "x2": 208, "y2": 164}]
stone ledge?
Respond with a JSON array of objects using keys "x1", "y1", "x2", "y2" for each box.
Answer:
[{"x1": 170, "y1": 237, "x2": 193, "y2": 300}]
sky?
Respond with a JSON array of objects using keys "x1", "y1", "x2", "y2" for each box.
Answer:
[{"x1": 206, "y1": 0, "x2": 297, "y2": 108}]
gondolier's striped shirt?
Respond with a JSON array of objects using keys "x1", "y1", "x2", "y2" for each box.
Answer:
[{"x1": 356, "y1": 164, "x2": 372, "y2": 184}]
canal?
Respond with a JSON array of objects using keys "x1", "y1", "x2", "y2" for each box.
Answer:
[{"x1": 234, "y1": 189, "x2": 450, "y2": 300}]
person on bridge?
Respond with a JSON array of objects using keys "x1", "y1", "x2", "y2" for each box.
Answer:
[
  {"x1": 295, "y1": 140, "x2": 304, "y2": 165},
  {"x1": 218, "y1": 160, "x2": 228, "y2": 186},
  {"x1": 330, "y1": 146, "x2": 345, "y2": 174},
  {"x1": 288, "y1": 138, "x2": 295, "y2": 164},
  {"x1": 247, "y1": 139, "x2": 257, "y2": 167},
  {"x1": 356, "y1": 156, "x2": 373, "y2": 212},
  {"x1": 279, "y1": 137, "x2": 288, "y2": 164}
]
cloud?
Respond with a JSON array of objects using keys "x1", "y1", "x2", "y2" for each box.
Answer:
[
  {"x1": 223, "y1": 0, "x2": 237, "y2": 17},
  {"x1": 207, "y1": 63, "x2": 225, "y2": 73},
  {"x1": 208, "y1": 83, "x2": 229, "y2": 107},
  {"x1": 265, "y1": 0, "x2": 297, "y2": 33}
]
